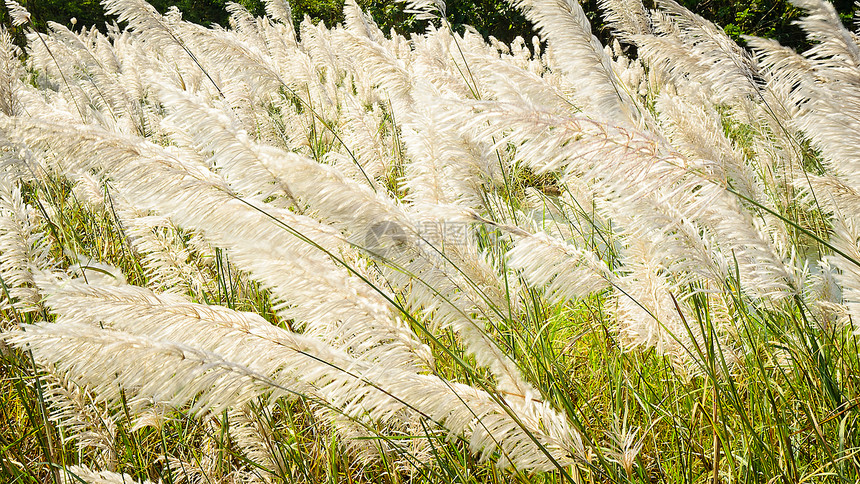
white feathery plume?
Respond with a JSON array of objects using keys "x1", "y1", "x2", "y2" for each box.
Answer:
[
  {"x1": 507, "y1": 232, "x2": 612, "y2": 305},
  {"x1": 67, "y1": 169, "x2": 212, "y2": 295},
  {"x1": 11, "y1": 0, "x2": 859, "y2": 474},
  {"x1": 298, "y1": 18, "x2": 347, "y2": 102},
  {"x1": 466, "y1": 45, "x2": 572, "y2": 114},
  {"x1": 228, "y1": 405, "x2": 289, "y2": 479},
  {"x1": 0, "y1": 177, "x2": 52, "y2": 314},
  {"x1": 0, "y1": 27, "x2": 22, "y2": 117},
  {"x1": 739, "y1": 38, "x2": 816, "y2": 242},
  {"x1": 283, "y1": 159, "x2": 518, "y2": 389},
  {"x1": 25, "y1": 277, "x2": 587, "y2": 470},
  {"x1": 207, "y1": 117, "x2": 537, "y2": 399},
  {"x1": 467, "y1": 101, "x2": 796, "y2": 299},
  {"x1": 747, "y1": 4, "x2": 860, "y2": 194},
  {"x1": 100, "y1": 0, "x2": 182, "y2": 51},
  {"x1": 258, "y1": 4, "x2": 297, "y2": 57},
  {"x1": 174, "y1": 16, "x2": 286, "y2": 94},
  {"x1": 657, "y1": 0, "x2": 760, "y2": 80},
  {"x1": 311, "y1": 404, "x2": 403, "y2": 466},
  {"x1": 432, "y1": 90, "x2": 791, "y2": 304},
  {"x1": 507, "y1": 0, "x2": 640, "y2": 124},
  {"x1": 826, "y1": 215, "x2": 860, "y2": 333},
  {"x1": 798, "y1": 98, "x2": 860, "y2": 193},
  {"x1": 60, "y1": 465, "x2": 153, "y2": 484},
  {"x1": 4, "y1": 117, "x2": 432, "y2": 372},
  {"x1": 128, "y1": 404, "x2": 171, "y2": 432},
  {"x1": 401, "y1": 0, "x2": 447, "y2": 21},
  {"x1": 612, "y1": 238, "x2": 710, "y2": 374},
  {"x1": 342, "y1": 0, "x2": 397, "y2": 46},
  {"x1": 800, "y1": 174, "x2": 860, "y2": 218},
  {"x1": 156, "y1": 70, "x2": 504, "y2": 348},
  {"x1": 42, "y1": 367, "x2": 118, "y2": 470},
  {"x1": 23, "y1": 32, "x2": 96, "y2": 123},
  {"x1": 598, "y1": 0, "x2": 651, "y2": 41},
  {"x1": 654, "y1": 91, "x2": 765, "y2": 208},
  {"x1": 15, "y1": 65, "x2": 552, "y2": 450},
  {"x1": 263, "y1": 0, "x2": 293, "y2": 25},
  {"x1": 4, "y1": 0, "x2": 30, "y2": 27},
  {"x1": 340, "y1": 0, "x2": 415, "y2": 118},
  {"x1": 69, "y1": 169, "x2": 107, "y2": 212},
  {"x1": 508, "y1": 35, "x2": 547, "y2": 76},
  {"x1": 157, "y1": 85, "x2": 294, "y2": 200},
  {"x1": 631, "y1": 25, "x2": 707, "y2": 94},
  {"x1": 398, "y1": 113, "x2": 455, "y2": 206},
  {"x1": 401, "y1": 34, "x2": 516, "y2": 201},
  {"x1": 101, "y1": 0, "x2": 228, "y2": 101},
  {"x1": 805, "y1": 258, "x2": 846, "y2": 330},
  {"x1": 5, "y1": 320, "x2": 290, "y2": 417},
  {"x1": 410, "y1": 26, "x2": 481, "y2": 101},
  {"x1": 449, "y1": 101, "x2": 797, "y2": 372},
  {"x1": 745, "y1": 36, "x2": 814, "y2": 98},
  {"x1": 337, "y1": 95, "x2": 392, "y2": 181},
  {"x1": 160, "y1": 456, "x2": 224, "y2": 484},
  {"x1": 796, "y1": 175, "x2": 860, "y2": 330},
  {"x1": 122, "y1": 213, "x2": 212, "y2": 293},
  {"x1": 0, "y1": 131, "x2": 53, "y2": 186},
  {"x1": 44, "y1": 22, "x2": 149, "y2": 135},
  {"x1": 399, "y1": 88, "x2": 494, "y2": 208},
  {"x1": 210, "y1": 112, "x2": 531, "y2": 400},
  {"x1": 39, "y1": 24, "x2": 117, "y2": 111},
  {"x1": 790, "y1": 89, "x2": 860, "y2": 194},
  {"x1": 227, "y1": 2, "x2": 261, "y2": 36},
  {"x1": 632, "y1": 1, "x2": 760, "y2": 106},
  {"x1": 791, "y1": 0, "x2": 860, "y2": 76}
]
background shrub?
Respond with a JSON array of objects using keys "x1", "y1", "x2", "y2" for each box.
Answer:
[{"x1": 2, "y1": 0, "x2": 858, "y2": 48}]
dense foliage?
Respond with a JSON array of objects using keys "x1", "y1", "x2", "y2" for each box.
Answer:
[{"x1": 1, "y1": 0, "x2": 858, "y2": 46}]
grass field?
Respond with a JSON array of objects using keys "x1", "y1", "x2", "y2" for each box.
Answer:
[{"x1": 2, "y1": 0, "x2": 860, "y2": 482}]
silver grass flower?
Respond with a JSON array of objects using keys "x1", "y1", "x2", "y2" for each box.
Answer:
[
  {"x1": 4, "y1": 0, "x2": 30, "y2": 27},
  {"x1": 59, "y1": 465, "x2": 154, "y2": 484},
  {"x1": 0, "y1": 178, "x2": 52, "y2": 314}
]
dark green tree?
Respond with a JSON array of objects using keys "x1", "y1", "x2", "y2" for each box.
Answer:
[{"x1": 676, "y1": 0, "x2": 857, "y2": 47}]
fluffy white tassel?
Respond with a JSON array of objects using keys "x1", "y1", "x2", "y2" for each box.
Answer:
[
  {"x1": 0, "y1": 177, "x2": 52, "y2": 314},
  {"x1": 507, "y1": 0, "x2": 641, "y2": 124},
  {"x1": 60, "y1": 465, "x2": 153, "y2": 484}
]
